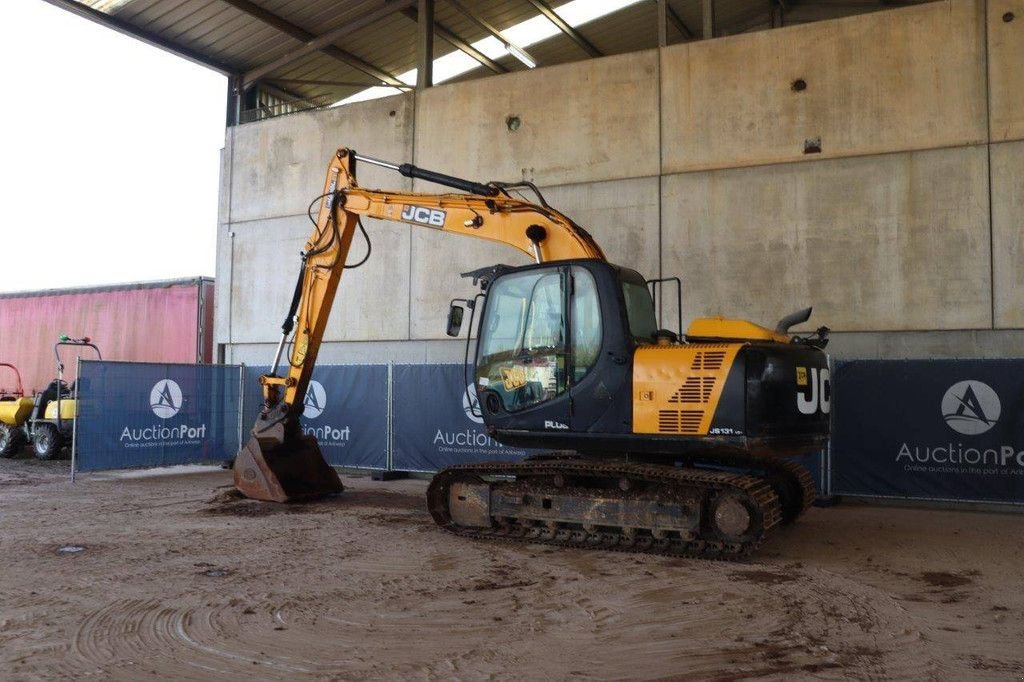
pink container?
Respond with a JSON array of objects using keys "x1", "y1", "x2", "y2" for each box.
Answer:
[{"x1": 0, "y1": 278, "x2": 214, "y2": 394}]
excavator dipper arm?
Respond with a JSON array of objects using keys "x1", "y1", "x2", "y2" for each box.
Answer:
[{"x1": 233, "y1": 148, "x2": 603, "y2": 502}]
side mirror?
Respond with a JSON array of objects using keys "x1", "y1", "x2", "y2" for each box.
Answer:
[{"x1": 446, "y1": 303, "x2": 465, "y2": 337}]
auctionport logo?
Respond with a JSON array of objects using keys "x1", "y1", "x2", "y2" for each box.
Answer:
[
  {"x1": 303, "y1": 380, "x2": 327, "y2": 419},
  {"x1": 150, "y1": 380, "x2": 183, "y2": 419},
  {"x1": 122, "y1": 379, "x2": 206, "y2": 447},
  {"x1": 300, "y1": 380, "x2": 349, "y2": 444},
  {"x1": 895, "y1": 378, "x2": 1024, "y2": 474},
  {"x1": 942, "y1": 380, "x2": 1000, "y2": 435},
  {"x1": 433, "y1": 381, "x2": 504, "y2": 451},
  {"x1": 462, "y1": 383, "x2": 484, "y2": 425}
]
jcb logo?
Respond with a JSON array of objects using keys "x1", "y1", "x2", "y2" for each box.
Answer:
[
  {"x1": 401, "y1": 205, "x2": 446, "y2": 227},
  {"x1": 797, "y1": 367, "x2": 831, "y2": 415}
]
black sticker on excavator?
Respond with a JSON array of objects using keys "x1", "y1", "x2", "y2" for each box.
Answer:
[{"x1": 401, "y1": 205, "x2": 446, "y2": 227}]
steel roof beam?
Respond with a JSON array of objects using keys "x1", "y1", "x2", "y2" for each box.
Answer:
[
  {"x1": 220, "y1": 0, "x2": 411, "y2": 89},
  {"x1": 449, "y1": 0, "x2": 537, "y2": 68},
  {"x1": 41, "y1": 0, "x2": 236, "y2": 76},
  {"x1": 663, "y1": 2, "x2": 695, "y2": 40},
  {"x1": 523, "y1": 0, "x2": 602, "y2": 58},
  {"x1": 401, "y1": 8, "x2": 508, "y2": 73},
  {"x1": 267, "y1": 78, "x2": 411, "y2": 89}
]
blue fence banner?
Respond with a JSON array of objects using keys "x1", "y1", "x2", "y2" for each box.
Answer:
[
  {"x1": 76, "y1": 360, "x2": 241, "y2": 471},
  {"x1": 831, "y1": 360, "x2": 1024, "y2": 504},
  {"x1": 242, "y1": 365, "x2": 388, "y2": 470},
  {"x1": 391, "y1": 364, "x2": 539, "y2": 472}
]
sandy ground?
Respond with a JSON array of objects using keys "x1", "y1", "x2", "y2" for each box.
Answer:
[{"x1": 1, "y1": 457, "x2": 1023, "y2": 681}]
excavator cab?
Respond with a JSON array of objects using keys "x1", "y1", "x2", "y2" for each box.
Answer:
[
  {"x1": 463, "y1": 258, "x2": 830, "y2": 460},
  {"x1": 469, "y1": 260, "x2": 643, "y2": 436}
]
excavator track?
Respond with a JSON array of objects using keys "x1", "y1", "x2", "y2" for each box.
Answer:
[
  {"x1": 426, "y1": 457, "x2": 786, "y2": 561},
  {"x1": 692, "y1": 453, "x2": 818, "y2": 524}
]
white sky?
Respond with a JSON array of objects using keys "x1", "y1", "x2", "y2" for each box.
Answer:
[
  {"x1": 0, "y1": 0, "x2": 227, "y2": 293},
  {"x1": 0, "y1": 0, "x2": 642, "y2": 294}
]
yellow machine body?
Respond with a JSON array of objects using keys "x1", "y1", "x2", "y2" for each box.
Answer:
[
  {"x1": 0, "y1": 398, "x2": 33, "y2": 426},
  {"x1": 44, "y1": 399, "x2": 78, "y2": 420},
  {"x1": 633, "y1": 344, "x2": 743, "y2": 436},
  {"x1": 686, "y1": 317, "x2": 789, "y2": 343}
]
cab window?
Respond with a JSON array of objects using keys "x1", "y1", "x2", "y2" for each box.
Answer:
[
  {"x1": 571, "y1": 267, "x2": 601, "y2": 383},
  {"x1": 476, "y1": 266, "x2": 606, "y2": 412},
  {"x1": 477, "y1": 268, "x2": 567, "y2": 412},
  {"x1": 622, "y1": 281, "x2": 657, "y2": 342}
]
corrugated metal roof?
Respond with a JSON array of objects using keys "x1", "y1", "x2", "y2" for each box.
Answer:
[
  {"x1": 0, "y1": 277, "x2": 214, "y2": 300},
  {"x1": 50, "y1": 0, "x2": 936, "y2": 124}
]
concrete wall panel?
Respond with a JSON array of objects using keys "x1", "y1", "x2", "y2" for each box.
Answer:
[
  {"x1": 540, "y1": 177, "x2": 661, "y2": 279},
  {"x1": 414, "y1": 51, "x2": 659, "y2": 188},
  {"x1": 661, "y1": 146, "x2": 991, "y2": 332},
  {"x1": 828, "y1": 330, "x2": 1024, "y2": 359},
  {"x1": 229, "y1": 94, "x2": 414, "y2": 224},
  {"x1": 992, "y1": 140, "x2": 1024, "y2": 327},
  {"x1": 408, "y1": 230, "x2": 532, "y2": 341},
  {"x1": 228, "y1": 215, "x2": 410, "y2": 344},
  {"x1": 989, "y1": 0, "x2": 1024, "y2": 142},
  {"x1": 661, "y1": 0, "x2": 986, "y2": 173}
]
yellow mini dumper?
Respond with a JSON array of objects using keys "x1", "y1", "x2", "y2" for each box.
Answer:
[
  {"x1": 0, "y1": 364, "x2": 33, "y2": 457},
  {"x1": 0, "y1": 337, "x2": 101, "y2": 460}
]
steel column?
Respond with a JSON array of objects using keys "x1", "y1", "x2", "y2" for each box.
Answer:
[
  {"x1": 401, "y1": 7, "x2": 508, "y2": 74},
  {"x1": 657, "y1": 0, "x2": 667, "y2": 47},
  {"x1": 416, "y1": 0, "x2": 434, "y2": 90}
]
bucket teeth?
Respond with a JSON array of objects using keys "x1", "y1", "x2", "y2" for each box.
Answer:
[{"x1": 233, "y1": 434, "x2": 343, "y2": 503}]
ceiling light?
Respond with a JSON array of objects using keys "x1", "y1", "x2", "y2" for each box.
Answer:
[{"x1": 505, "y1": 43, "x2": 537, "y2": 69}]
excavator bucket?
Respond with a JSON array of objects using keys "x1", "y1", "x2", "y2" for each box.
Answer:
[{"x1": 233, "y1": 433, "x2": 343, "y2": 503}]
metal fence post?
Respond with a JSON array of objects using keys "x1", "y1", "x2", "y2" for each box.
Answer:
[
  {"x1": 238, "y1": 363, "x2": 246, "y2": 452},
  {"x1": 386, "y1": 362, "x2": 393, "y2": 471},
  {"x1": 71, "y1": 356, "x2": 81, "y2": 482},
  {"x1": 826, "y1": 354, "x2": 834, "y2": 497}
]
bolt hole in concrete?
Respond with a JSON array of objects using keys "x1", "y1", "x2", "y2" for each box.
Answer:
[
  {"x1": 506, "y1": 115, "x2": 522, "y2": 132},
  {"x1": 791, "y1": 78, "x2": 808, "y2": 92},
  {"x1": 804, "y1": 137, "x2": 822, "y2": 154},
  {"x1": 1003, "y1": 11, "x2": 1015, "y2": 22},
  {"x1": 389, "y1": 110, "x2": 396, "y2": 117},
  {"x1": 57, "y1": 545, "x2": 85, "y2": 554}
]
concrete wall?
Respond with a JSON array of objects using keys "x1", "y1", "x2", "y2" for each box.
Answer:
[{"x1": 216, "y1": 0, "x2": 1024, "y2": 364}]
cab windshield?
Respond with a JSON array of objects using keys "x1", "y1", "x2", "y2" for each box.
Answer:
[{"x1": 476, "y1": 266, "x2": 601, "y2": 412}]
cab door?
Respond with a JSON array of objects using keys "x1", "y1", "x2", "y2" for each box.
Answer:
[{"x1": 474, "y1": 265, "x2": 573, "y2": 431}]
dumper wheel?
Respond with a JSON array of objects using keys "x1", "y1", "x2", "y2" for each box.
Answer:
[
  {"x1": 32, "y1": 424, "x2": 62, "y2": 460},
  {"x1": 0, "y1": 423, "x2": 26, "y2": 458}
]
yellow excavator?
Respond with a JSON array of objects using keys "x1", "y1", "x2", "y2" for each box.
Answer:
[{"x1": 234, "y1": 148, "x2": 831, "y2": 559}]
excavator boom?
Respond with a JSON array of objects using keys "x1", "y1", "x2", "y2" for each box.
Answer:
[{"x1": 233, "y1": 148, "x2": 605, "y2": 501}]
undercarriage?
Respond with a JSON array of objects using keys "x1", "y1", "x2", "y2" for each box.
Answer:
[{"x1": 427, "y1": 454, "x2": 816, "y2": 561}]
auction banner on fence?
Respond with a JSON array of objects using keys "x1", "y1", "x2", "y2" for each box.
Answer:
[
  {"x1": 242, "y1": 365, "x2": 388, "y2": 470},
  {"x1": 391, "y1": 364, "x2": 539, "y2": 472},
  {"x1": 76, "y1": 361, "x2": 241, "y2": 471},
  {"x1": 831, "y1": 360, "x2": 1024, "y2": 504}
]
